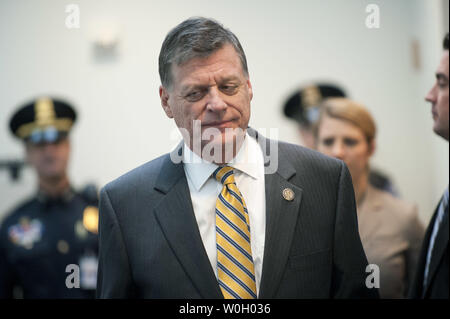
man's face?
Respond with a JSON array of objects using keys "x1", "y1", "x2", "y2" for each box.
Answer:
[
  {"x1": 160, "y1": 44, "x2": 253, "y2": 161},
  {"x1": 426, "y1": 50, "x2": 449, "y2": 141},
  {"x1": 26, "y1": 138, "x2": 70, "y2": 181}
]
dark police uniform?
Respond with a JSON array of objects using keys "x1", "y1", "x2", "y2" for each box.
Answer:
[
  {"x1": 0, "y1": 188, "x2": 98, "y2": 298},
  {"x1": 0, "y1": 97, "x2": 99, "y2": 298}
]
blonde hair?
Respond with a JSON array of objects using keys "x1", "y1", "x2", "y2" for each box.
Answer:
[{"x1": 315, "y1": 98, "x2": 377, "y2": 144}]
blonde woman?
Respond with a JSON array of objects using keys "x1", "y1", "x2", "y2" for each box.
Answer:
[{"x1": 315, "y1": 98, "x2": 425, "y2": 298}]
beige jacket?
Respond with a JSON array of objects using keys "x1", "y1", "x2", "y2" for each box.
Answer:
[{"x1": 357, "y1": 185, "x2": 425, "y2": 298}]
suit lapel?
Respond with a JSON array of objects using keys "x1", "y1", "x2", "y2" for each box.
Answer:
[
  {"x1": 425, "y1": 202, "x2": 449, "y2": 294},
  {"x1": 410, "y1": 206, "x2": 436, "y2": 297},
  {"x1": 259, "y1": 172, "x2": 302, "y2": 298},
  {"x1": 250, "y1": 129, "x2": 303, "y2": 299},
  {"x1": 153, "y1": 144, "x2": 222, "y2": 299}
]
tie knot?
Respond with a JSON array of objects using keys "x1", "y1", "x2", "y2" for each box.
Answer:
[{"x1": 213, "y1": 166, "x2": 235, "y2": 185}]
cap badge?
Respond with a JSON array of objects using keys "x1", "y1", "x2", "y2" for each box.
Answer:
[{"x1": 301, "y1": 85, "x2": 322, "y2": 109}]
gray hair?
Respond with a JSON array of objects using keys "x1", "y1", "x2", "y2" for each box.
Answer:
[{"x1": 158, "y1": 17, "x2": 249, "y2": 89}]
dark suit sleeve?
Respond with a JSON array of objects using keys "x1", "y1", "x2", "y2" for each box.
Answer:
[
  {"x1": 331, "y1": 162, "x2": 379, "y2": 298},
  {"x1": 96, "y1": 187, "x2": 135, "y2": 298}
]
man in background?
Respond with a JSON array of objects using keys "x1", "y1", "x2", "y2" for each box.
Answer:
[
  {"x1": 409, "y1": 33, "x2": 449, "y2": 299},
  {"x1": 0, "y1": 97, "x2": 98, "y2": 298}
]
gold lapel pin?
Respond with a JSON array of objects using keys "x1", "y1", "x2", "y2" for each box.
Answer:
[{"x1": 282, "y1": 188, "x2": 295, "y2": 201}]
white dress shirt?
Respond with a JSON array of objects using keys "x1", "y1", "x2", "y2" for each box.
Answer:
[{"x1": 182, "y1": 132, "x2": 266, "y2": 295}]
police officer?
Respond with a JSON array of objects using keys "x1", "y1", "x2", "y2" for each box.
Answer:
[
  {"x1": 283, "y1": 83, "x2": 347, "y2": 149},
  {"x1": 0, "y1": 97, "x2": 98, "y2": 298},
  {"x1": 283, "y1": 83, "x2": 398, "y2": 196}
]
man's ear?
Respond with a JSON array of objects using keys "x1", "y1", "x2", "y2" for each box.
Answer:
[
  {"x1": 159, "y1": 85, "x2": 173, "y2": 118},
  {"x1": 247, "y1": 79, "x2": 253, "y2": 101}
]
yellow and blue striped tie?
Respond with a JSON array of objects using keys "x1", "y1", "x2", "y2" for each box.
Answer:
[{"x1": 214, "y1": 166, "x2": 257, "y2": 299}]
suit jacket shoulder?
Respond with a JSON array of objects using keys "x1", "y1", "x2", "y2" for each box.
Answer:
[
  {"x1": 103, "y1": 154, "x2": 166, "y2": 194},
  {"x1": 1, "y1": 197, "x2": 37, "y2": 228}
]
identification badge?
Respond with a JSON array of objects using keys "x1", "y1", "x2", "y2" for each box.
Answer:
[{"x1": 79, "y1": 255, "x2": 98, "y2": 289}]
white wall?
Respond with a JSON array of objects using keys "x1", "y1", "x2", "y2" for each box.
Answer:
[{"x1": 0, "y1": 0, "x2": 448, "y2": 224}]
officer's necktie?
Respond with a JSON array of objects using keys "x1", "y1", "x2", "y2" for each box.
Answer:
[
  {"x1": 213, "y1": 166, "x2": 257, "y2": 299},
  {"x1": 423, "y1": 186, "x2": 449, "y2": 289}
]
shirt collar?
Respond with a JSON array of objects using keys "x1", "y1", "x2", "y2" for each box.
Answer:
[
  {"x1": 36, "y1": 186, "x2": 75, "y2": 205},
  {"x1": 183, "y1": 132, "x2": 262, "y2": 191}
]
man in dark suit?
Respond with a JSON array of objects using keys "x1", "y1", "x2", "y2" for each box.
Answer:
[
  {"x1": 96, "y1": 17, "x2": 378, "y2": 299},
  {"x1": 409, "y1": 33, "x2": 449, "y2": 299}
]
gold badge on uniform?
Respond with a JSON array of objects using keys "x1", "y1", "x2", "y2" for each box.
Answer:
[{"x1": 83, "y1": 206, "x2": 99, "y2": 234}]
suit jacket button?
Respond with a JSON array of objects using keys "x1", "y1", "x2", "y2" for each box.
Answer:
[{"x1": 282, "y1": 188, "x2": 295, "y2": 201}]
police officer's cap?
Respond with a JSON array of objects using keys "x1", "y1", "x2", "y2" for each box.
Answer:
[
  {"x1": 9, "y1": 97, "x2": 77, "y2": 144},
  {"x1": 283, "y1": 84, "x2": 346, "y2": 127}
]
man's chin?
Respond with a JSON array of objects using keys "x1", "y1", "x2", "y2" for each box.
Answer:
[
  {"x1": 433, "y1": 125, "x2": 450, "y2": 140},
  {"x1": 39, "y1": 170, "x2": 66, "y2": 181},
  {"x1": 199, "y1": 130, "x2": 246, "y2": 164}
]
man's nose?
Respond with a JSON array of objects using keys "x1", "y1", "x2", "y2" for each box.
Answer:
[
  {"x1": 206, "y1": 87, "x2": 227, "y2": 112},
  {"x1": 425, "y1": 84, "x2": 437, "y2": 104},
  {"x1": 41, "y1": 142, "x2": 59, "y2": 153}
]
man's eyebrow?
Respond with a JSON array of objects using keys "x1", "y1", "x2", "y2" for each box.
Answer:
[
  {"x1": 220, "y1": 75, "x2": 241, "y2": 83},
  {"x1": 180, "y1": 83, "x2": 209, "y2": 93},
  {"x1": 180, "y1": 76, "x2": 241, "y2": 92}
]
